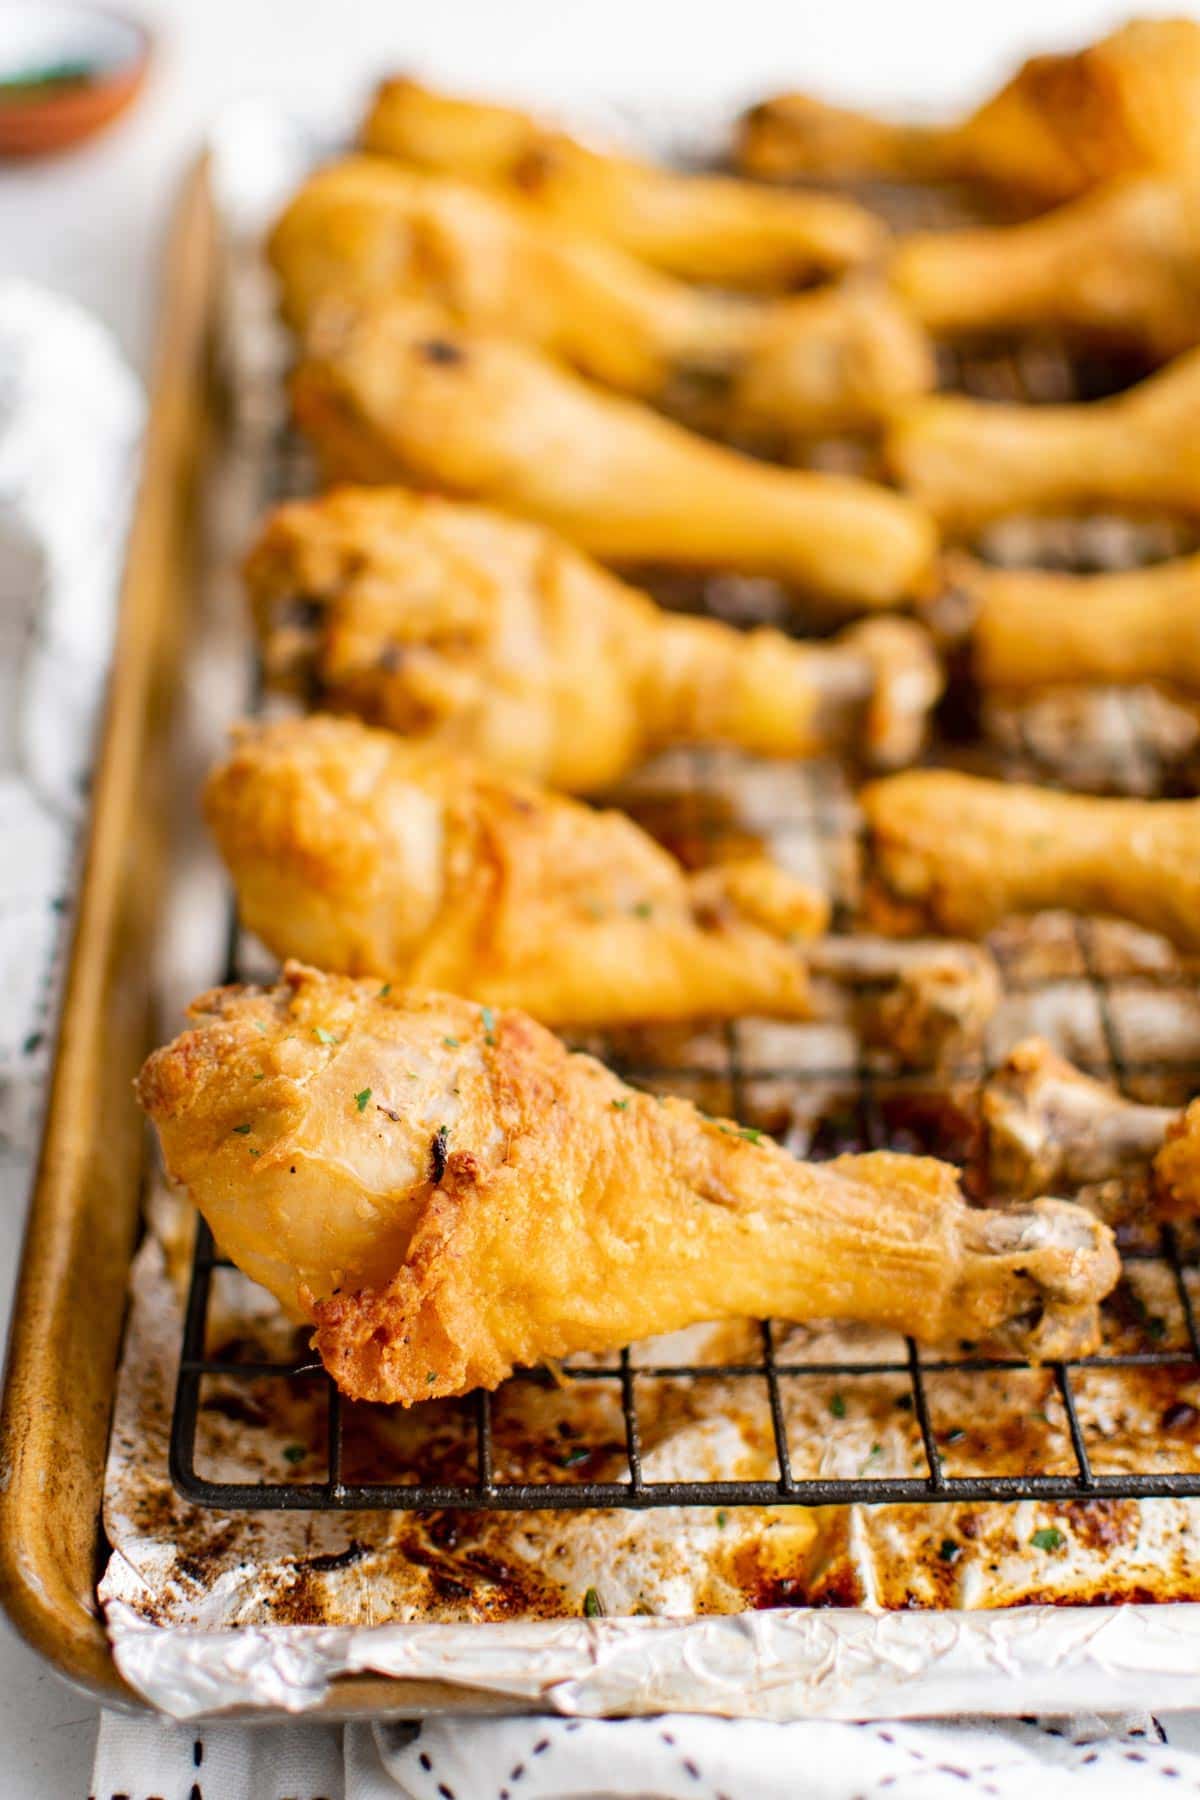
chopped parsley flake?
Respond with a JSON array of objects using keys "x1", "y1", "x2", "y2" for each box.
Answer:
[
  {"x1": 355, "y1": 1088, "x2": 372, "y2": 1113},
  {"x1": 443, "y1": 1036, "x2": 459, "y2": 1048},
  {"x1": 829, "y1": 1393, "x2": 846, "y2": 1419},
  {"x1": 231, "y1": 1123, "x2": 252, "y2": 1136},
  {"x1": 481, "y1": 1004, "x2": 496, "y2": 1044},
  {"x1": 583, "y1": 1586, "x2": 605, "y2": 1618},
  {"x1": 313, "y1": 1027, "x2": 338, "y2": 1045},
  {"x1": 425, "y1": 1370, "x2": 439, "y2": 1385},
  {"x1": 251, "y1": 1071, "x2": 264, "y2": 1082},
  {"x1": 738, "y1": 1126, "x2": 764, "y2": 1145},
  {"x1": 611, "y1": 1098, "x2": 628, "y2": 1111},
  {"x1": 253, "y1": 1021, "x2": 268, "y2": 1035},
  {"x1": 715, "y1": 1509, "x2": 728, "y2": 1529},
  {"x1": 560, "y1": 1445, "x2": 589, "y2": 1468},
  {"x1": 282, "y1": 1443, "x2": 307, "y2": 1464},
  {"x1": 938, "y1": 1538, "x2": 960, "y2": 1564},
  {"x1": 378, "y1": 983, "x2": 391, "y2": 997},
  {"x1": 632, "y1": 901, "x2": 653, "y2": 919},
  {"x1": 943, "y1": 1427, "x2": 965, "y2": 1445},
  {"x1": 1031, "y1": 1526, "x2": 1065, "y2": 1552}
]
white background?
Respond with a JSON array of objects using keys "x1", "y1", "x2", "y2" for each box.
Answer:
[{"x1": 0, "y1": 0, "x2": 1186, "y2": 1791}]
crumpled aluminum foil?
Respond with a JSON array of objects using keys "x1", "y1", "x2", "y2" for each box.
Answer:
[{"x1": 106, "y1": 1588, "x2": 1200, "y2": 1722}]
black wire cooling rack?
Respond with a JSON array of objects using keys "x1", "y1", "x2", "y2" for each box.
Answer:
[
  {"x1": 169, "y1": 753, "x2": 1200, "y2": 1512},
  {"x1": 168, "y1": 223, "x2": 1200, "y2": 1515},
  {"x1": 171, "y1": 1225, "x2": 1200, "y2": 1513}
]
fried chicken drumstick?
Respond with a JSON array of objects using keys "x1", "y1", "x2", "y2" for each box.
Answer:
[
  {"x1": 246, "y1": 488, "x2": 941, "y2": 787},
  {"x1": 205, "y1": 717, "x2": 998, "y2": 1064},
  {"x1": 136, "y1": 964, "x2": 1119, "y2": 1402},
  {"x1": 886, "y1": 346, "x2": 1200, "y2": 531},
  {"x1": 205, "y1": 714, "x2": 832, "y2": 1028},
  {"x1": 269, "y1": 159, "x2": 933, "y2": 444},
  {"x1": 360, "y1": 77, "x2": 886, "y2": 288},
  {"x1": 290, "y1": 298, "x2": 936, "y2": 609},
  {"x1": 736, "y1": 17, "x2": 1200, "y2": 203},
  {"x1": 805, "y1": 935, "x2": 999, "y2": 1071},
  {"x1": 979, "y1": 1036, "x2": 1200, "y2": 1223},
  {"x1": 940, "y1": 549, "x2": 1200, "y2": 699},
  {"x1": 891, "y1": 175, "x2": 1200, "y2": 362},
  {"x1": 861, "y1": 769, "x2": 1200, "y2": 951}
]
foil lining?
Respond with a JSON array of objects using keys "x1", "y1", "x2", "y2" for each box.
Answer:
[{"x1": 100, "y1": 98, "x2": 1200, "y2": 1719}]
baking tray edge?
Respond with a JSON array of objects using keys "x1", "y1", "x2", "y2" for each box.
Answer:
[{"x1": 0, "y1": 154, "x2": 214, "y2": 1710}]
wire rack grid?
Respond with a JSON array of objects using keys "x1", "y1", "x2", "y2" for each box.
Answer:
[
  {"x1": 168, "y1": 187, "x2": 1200, "y2": 1515},
  {"x1": 169, "y1": 535, "x2": 1200, "y2": 1513}
]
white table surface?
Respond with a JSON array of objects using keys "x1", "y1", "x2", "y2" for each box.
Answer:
[{"x1": 1, "y1": 1, "x2": 1194, "y2": 1792}]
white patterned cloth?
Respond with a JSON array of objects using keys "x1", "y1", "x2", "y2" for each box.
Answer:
[
  {"x1": 90, "y1": 1709, "x2": 1200, "y2": 1799},
  {"x1": 0, "y1": 279, "x2": 143, "y2": 1150}
]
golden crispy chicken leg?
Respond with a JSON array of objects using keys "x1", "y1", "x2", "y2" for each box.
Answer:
[
  {"x1": 1155, "y1": 1102, "x2": 1200, "y2": 1221},
  {"x1": 736, "y1": 91, "x2": 939, "y2": 187},
  {"x1": 891, "y1": 176, "x2": 1200, "y2": 361},
  {"x1": 205, "y1": 714, "x2": 834, "y2": 1028},
  {"x1": 269, "y1": 157, "x2": 754, "y2": 383},
  {"x1": 861, "y1": 768, "x2": 1200, "y2": 951},
  {"x1": 806, "y1": 935, "x2": 999, "y2": 1071},
  {"x1": 722, "y1": 281, "x2": 935, "y2": 447},
  {"x1": 962, "y1": 1036, "x2": 1200, "y2": 1233},
  {"x1": 359, "y1": 77, "x2": 886, "y2": 287},
  {"x1": 207, "y1": 715, "x2": 996, "y2": 1062},
  {"x1": 291, "y1": 298, "x2": 937, "y2": 608},
  {"x1": 886, "y1": 346, "x2": 1200, "y2": 531},
  {"x1": 939, "y1": 549, "x2": 1200, "y2": 698},
  {"x1": 980, "y1": 1037, "x2": 1180, "y2": 1203},
  {"x1": 245, "y1": 488, "x2": 942, "y2": 788},
  {"x1": 269, "y1": 158, "x2": 933, "y2": 442},
  {"x1": 736, "y1": 18, "x2": 1200, "y2": 202},
  {"x1": 136, "y1": 964, "x2": 1119, "y2": 1401}
]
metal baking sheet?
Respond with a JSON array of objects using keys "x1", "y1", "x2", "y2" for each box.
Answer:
[{"x1": 81, "y1": 96, "x2": 1200, "y2": 1718}]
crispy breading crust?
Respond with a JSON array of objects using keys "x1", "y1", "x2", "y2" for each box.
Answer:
[
  {"x1": 137, "y1": 964, "x2": 1119, "y2": 1404},
  {"x1": 204, "y1": 713, "x2": 831, "y2": 1028},
  {"x1": 943, "y1": 549, "x2": 1200, "y2": 699},
  {"x1": 886, "y1": 347, "x2": 1200, "y2": 531},
  {"x1": 268, "y1": 158, "x2": 933, "y2": 442},
  {"x1": 360, "y1": 77, "x2": 887, "y2": 286},
  {"x1": 244, "y1": 486, "x2": 940, "y2": 788},
  {"x1": 861, "y1": 769, "x2": 1200, "y2": 951},
  {"x1": 289, "y1": 295, "x2": 937, "y2": 609},
  {"x1": 736, "y1": 19, "x2": 1200, "y2": 202},
  {"x1": 892, "y1": 175, "x2": 1200, "y2": 359}
]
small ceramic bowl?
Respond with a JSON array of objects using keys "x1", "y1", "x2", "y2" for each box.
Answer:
[{"x1": 0, "y1": 2, "x2": 150, "y2": 158}]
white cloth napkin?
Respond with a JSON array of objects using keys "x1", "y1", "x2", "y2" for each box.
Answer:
[
  {"x1": 0, "y1": 278, "x2": 143, "y2": 1151},
  {"x1": 91, "y1": 1709, "x2": 1200, "y2": 1798}
]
